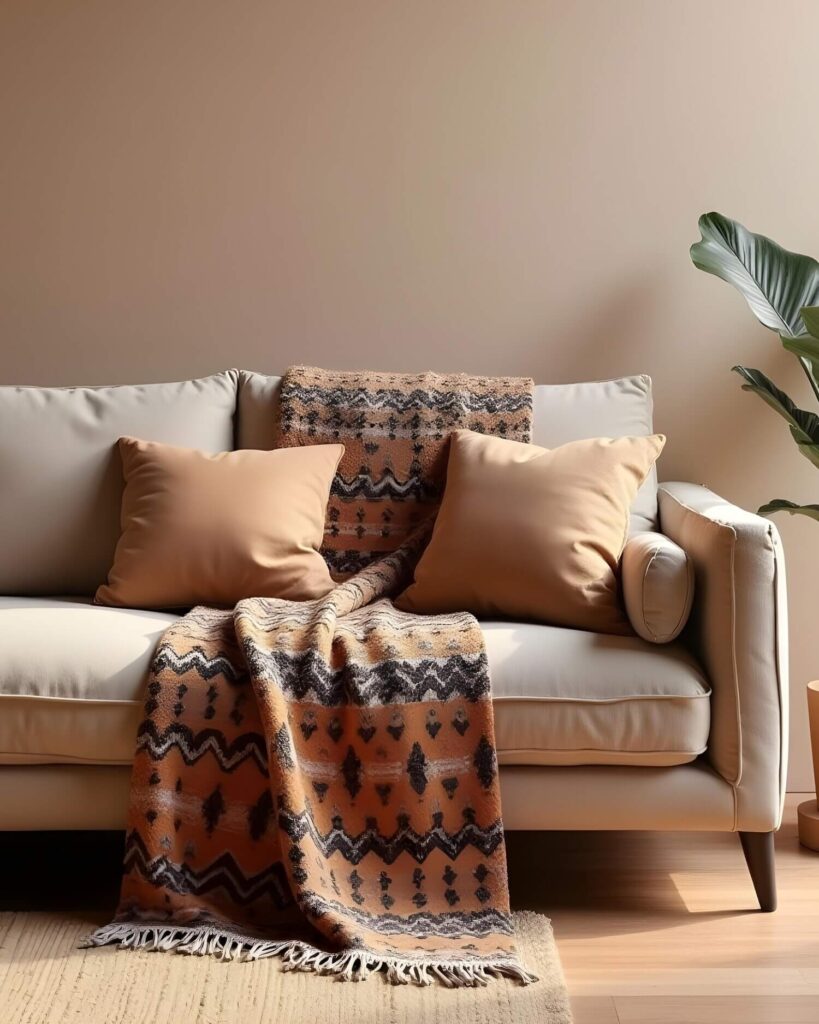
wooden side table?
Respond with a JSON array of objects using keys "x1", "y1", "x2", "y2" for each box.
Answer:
[{"x1": 797, "y1": 681, "x2": 819, "y2": 850}]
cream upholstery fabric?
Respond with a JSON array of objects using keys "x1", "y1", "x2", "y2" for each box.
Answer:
[
  {"x1": 621, "y1": 532, "x2": 695, "y2": 643},
  {"x1": 0, "y1": 372, "x2": 238, "y2": 595},
  {"x1": 236, "y1": 372, "x2": 659, "y2": 531},
  {"x1": 484, "y1": 622, "x2": 709, "y2": 766},
  {"x1": 0, "y1": 762, "x2": 737, "y2": 831},
  {"x1": 236, "y1": 370, "x2": 281, "y2": 449},
  {"x1": 0, "y1": 766, "x2": 134, "y2": 830},
  {"x1": 0, "y1": 597, "x2": 174, "y2": 764},
  {"x1": 499, "y1": 762, "x2": 736, "y2": 831},
  {"x1": 659, "y1": 483, "x2": 788, "y2": 832},
  {"x1": 0, "y1": 599, "x2": 710, "y2": 769}
]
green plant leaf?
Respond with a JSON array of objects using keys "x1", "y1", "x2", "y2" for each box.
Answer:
[
  {"x1": 732, "y1": 365, "x2": 819, "y2": 443},
  {"x1": 758, "y1": 499, "x2": 819, "y2": 522},
  {"x1": 791, "y1": 433, "x2": 819, "y2": 469},
  {"x1": 691, "y1": 213, "x2": 819, "y2": 338},
  {"x1": 780, "y1": 333, "x2": 819, "y2": 401},
  {"x1": 802, "y1": 305, "x2": 819, "y2": 339}
]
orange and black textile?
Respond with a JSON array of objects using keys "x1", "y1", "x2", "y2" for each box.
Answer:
[
  {"x1": 86, "y1": 367, "x2": 535, "y2": 986},
  {"x1": 278, "y1": 366, "x2": 534, "y2": 577}
]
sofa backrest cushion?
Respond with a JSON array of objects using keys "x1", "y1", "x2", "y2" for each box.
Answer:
[
  {"x1": 237, "y1": 370, "x2": 281, "y2": 450},
  {"x1": 236, "y1": 371, "x2": 658, "y2": 532},
  {"x1": 0, "y1": 371, "x2": 238, "y2": 596}
]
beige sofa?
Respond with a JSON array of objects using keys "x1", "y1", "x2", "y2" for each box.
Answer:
[{"x1": 0, "y1": 370, "x2": 788, "y2": 911}]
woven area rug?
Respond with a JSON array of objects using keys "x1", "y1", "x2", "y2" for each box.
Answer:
[
  {"x1": 87, "y1": 367, "x2": 538, "y2": 986},
  {"x1": 3, "y1": 911, "x2": 572, "y2": 1024}
]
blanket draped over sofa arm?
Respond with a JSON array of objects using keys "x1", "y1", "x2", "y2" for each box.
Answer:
[{"x1": 658, "y1": 482, "x2": 789, "y2": 833}]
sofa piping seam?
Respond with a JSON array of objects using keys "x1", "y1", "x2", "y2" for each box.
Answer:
[
  {"x1": 492, "y1": 690, "x2": 711, "y2": 705},
  {"x1": 0, "y1": 693, "x2": 142, "y2": 707},
  {"x1": 3, "y1": 746, "x2": 708, "y2": 765},
  {"x1": 1, "y1": 691, "x2": 712, "y2": 707},
  {"x1": 497, "y1": 745, "x2": 707, "y2": 755}
]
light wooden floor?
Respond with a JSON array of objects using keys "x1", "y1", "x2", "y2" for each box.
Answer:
[
  {"x1": 1, "y1": 796, "x2": 818, "y2": 1023},
  {"x1": 506, "y1": 795, "x2": 819, "y2": 1024}
]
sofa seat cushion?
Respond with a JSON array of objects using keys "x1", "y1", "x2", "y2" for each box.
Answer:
[
  {"x1": 0, "y1": 600, "x2": 710, "y2": 769},
  {"x1": 483, "y1": 621, "x2": 710, "y2": 766},
  {"x1": 0, "y1": 597, "x2": 175, "y2": 764}
]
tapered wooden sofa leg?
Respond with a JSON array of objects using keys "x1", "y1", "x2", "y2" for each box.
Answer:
[{"x1": 739, "y1": 831, "x2": 777, "y2": 912}]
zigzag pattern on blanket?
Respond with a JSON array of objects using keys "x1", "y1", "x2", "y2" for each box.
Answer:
[
  {"x1": 278, "y1": 806, "x2": 505, "y2": 864},
  {"x1": 122, "y1": 831, "x2": 293, "y2": 907},
  {"x1": 242, "y1": 646, "x2": 492, "y2": 706},
  {"x1": 135, "y1": 721, "x2": 269, "y2": 773},
  {"x1": 280, "y1": 381, "x2": 534, "y2": 415},
  {"x1": 278, "y1": 366, "x2": 534, "y2": 576}
]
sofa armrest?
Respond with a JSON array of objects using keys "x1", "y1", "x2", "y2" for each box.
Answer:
[{"x1": 658, "y1": 482, "x2": 788, "y2": 831}]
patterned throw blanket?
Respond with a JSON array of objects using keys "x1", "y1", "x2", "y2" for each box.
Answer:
[
  {"x1": 88, "y1": 367, "x2": 535, "y2": 987},
  {"x1": 279, "y1": 366, "x2": 533, "y2": 577}
]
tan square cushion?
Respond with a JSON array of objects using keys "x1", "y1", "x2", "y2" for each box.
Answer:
[
  {"x1": 95, "y1": 438, "x2": 343, "y2": 609},
  {"x1": 397, "y1": 429, "x2": 665, "y2": 632},
  {"x1": 532, "y1": 375, "x2": 658, "y2": 533},
  {"x1": 0, "y1": 371, "x2": 238, "y2": 596}
]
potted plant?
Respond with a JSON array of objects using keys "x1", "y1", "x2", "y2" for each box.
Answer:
[{"x1": 690, "y1": 212, "x2": 819, "y2": 849}]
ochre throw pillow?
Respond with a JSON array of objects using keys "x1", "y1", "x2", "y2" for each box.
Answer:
[
  {"x1": 396, "y1": 430, "x2": 666, "y2": 633},
  {"x1": 95, "y1": 437, "x2": 343, "y2": 609}
]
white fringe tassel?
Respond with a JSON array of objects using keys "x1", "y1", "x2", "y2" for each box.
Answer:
[{"x1": 82, "y1": 922, "x2": 538, "y2": 987}]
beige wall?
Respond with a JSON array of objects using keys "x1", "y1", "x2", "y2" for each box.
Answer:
[{"x1": 2, "y1": 0, "x2": 818, "y2": 789}]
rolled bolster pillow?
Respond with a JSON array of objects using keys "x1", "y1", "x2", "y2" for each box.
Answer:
[{"x1": 621, "y1": 532, "x2": 694, "y2": 644}]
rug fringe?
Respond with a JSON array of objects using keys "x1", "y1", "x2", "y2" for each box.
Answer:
[{"x1": 82, "y1": 922, "x2": 538, "y2": 987}]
